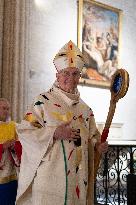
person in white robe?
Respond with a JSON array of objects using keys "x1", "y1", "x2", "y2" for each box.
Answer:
[{"x1": 16, "y1": 40, "x2": 108, "y2": 205}]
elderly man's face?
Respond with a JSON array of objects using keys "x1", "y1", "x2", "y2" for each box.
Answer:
[
  {"x1": 56, "y1": 67, "x2": 81, "y2": 93},
  {"x1": 0, "y1": 100, "x2": 10, "y2": 122}
]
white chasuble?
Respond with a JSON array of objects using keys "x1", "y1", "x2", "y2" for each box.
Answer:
[{"x1": 16, "y1": 84, "x2": 100, "y2": 205}]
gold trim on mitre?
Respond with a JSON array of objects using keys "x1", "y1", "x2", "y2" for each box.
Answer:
[{"x1": 53, "y1": 40, "x2": 85, "y2": 72}]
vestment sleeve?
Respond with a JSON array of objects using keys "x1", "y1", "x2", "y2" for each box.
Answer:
[
  {"x1": 16, "y1": 94, "x2": 57, "y2": 163},
  {"x1": 24, "y1": 95, "x2": 46, "y2": 128}
]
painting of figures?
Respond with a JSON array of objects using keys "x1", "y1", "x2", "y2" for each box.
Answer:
[{"x1": 78, "y1": 0, "x2": 122, "y2": 88}]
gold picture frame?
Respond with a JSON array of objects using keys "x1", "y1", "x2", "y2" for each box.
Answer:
[{"x1": 77, "y1": 0, "x2": 122, "y2": 88}]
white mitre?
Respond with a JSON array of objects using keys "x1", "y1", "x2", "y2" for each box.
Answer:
[{"x1": 53, "y1": 40, "x2": 85, "y2": 72}]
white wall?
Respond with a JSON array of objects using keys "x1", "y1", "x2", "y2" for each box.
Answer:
[
  {"x1": 27, "y1": 0, "x2": 77, "y2": 103},
  {"x1": 27, "y1": 0, "x2": 136, "y2": 140}
]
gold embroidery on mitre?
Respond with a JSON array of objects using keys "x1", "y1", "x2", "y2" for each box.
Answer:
[
  {"x1": 67, "y1": 41, "x2": 77, "y2": 67},
  {"x1": 54, "y1": 40, "x2": 84, "y2": 70}
]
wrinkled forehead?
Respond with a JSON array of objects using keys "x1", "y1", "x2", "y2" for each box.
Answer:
[{"x1": 58, "y1": 67, "x2": 80, "y2": 74}]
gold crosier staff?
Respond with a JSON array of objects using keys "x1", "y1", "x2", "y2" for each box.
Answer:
[{"x1": 88, "y1": 69, "x2": 129, "y2": 205}]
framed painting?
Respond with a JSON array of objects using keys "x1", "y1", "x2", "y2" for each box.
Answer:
[{"x1": 77, "y1": 0, "x2": 122, "y2": 88}]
